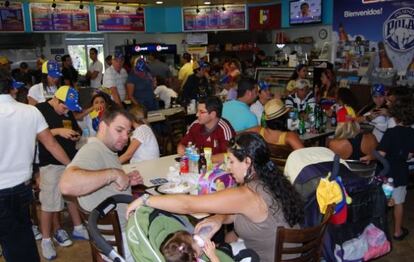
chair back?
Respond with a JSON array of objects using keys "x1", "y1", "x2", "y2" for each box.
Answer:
[
  {"x1": 275, "y1": 205, "x2": 334, "y2": 262},
  {"x1": 164, "y1": 111, "x2": 188, "y2": 155},
  {"x1": 77, "y1": 202, "x2": 124, "y2": 262},
  {"x1": 267, "y1": 143, "x2": 293, "y2": 168}
]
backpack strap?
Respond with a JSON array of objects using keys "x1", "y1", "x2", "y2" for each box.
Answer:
[{"x1": 148, "y1": 209, "x2": 194, "y2": 232}]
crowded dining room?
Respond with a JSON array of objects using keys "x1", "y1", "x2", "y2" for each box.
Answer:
[{"x1": 1, "y1": 0, "x2": 414, "y2": 261}]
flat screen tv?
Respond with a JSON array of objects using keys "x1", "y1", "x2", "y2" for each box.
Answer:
[{"x1": 289, "y1": 0, "x2": 322, "y2": 25}]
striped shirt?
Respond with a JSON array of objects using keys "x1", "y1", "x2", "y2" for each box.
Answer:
[
  {"x1": 285, "y1": 91, "x2": 316, "y2": 112},
  {"x1": 180, "y1": 118, "x2": 236, "y2": 155}
]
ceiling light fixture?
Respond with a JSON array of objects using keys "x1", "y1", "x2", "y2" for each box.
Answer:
[
  {"x1": 204, "y1": 1, "x2": 211, "y2": 4},
  {"x1": 4, "y1": 0, "x2": 10, "y2": 8},
  {"x1": 115, "y1": 2, "x2": 120, "y2": 12},
  {"x1": 155, "y1": 1, "x2": 163, "y2": 4},
  {"x1": 79, "y1": 0, "x2": 84, "y2": 10}
]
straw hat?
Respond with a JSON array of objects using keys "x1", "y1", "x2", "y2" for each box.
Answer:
[{"x1": 264, "y1": 98, "x2": 289, "y2": 120}]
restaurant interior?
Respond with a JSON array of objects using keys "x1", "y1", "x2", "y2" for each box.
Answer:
[{"x1": 1, "y1": 0, "x2": 414, "y2": 261}]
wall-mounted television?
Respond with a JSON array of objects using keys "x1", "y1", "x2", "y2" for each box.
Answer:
[{"x1": 289, "y1": 0, "x2": 322, "y2": 25}]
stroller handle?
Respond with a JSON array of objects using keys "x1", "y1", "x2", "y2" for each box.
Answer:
[
  {"x1": 372, "y1": 150, "x2": 390, "y2": 177},
  {"x1": 88, "y1": 194, "x2": 134, "y2": 262}
]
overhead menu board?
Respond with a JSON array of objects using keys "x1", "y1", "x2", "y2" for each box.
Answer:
[
  {"x1": 31, "y1": 3, "x2": 90, "y2": 32},
  {"x1": 96, "y1": 5, "x2": 145, "y2": 32},
  {"x1": 183, "y1": 5, "x2": 246, "y2": 32},
  {"x1": 0, "y1": 2, "x2": 24, "y2": 32}
]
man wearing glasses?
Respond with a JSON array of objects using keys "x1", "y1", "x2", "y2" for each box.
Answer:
[{"x1": 177, "y1": 96, "x2": 236, "y2": 163}]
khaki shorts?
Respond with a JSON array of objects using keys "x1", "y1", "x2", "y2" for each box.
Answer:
[
  {"x1": 39, "y1": 165, "x2": 66, "y2": 212},
  {"x1": 392, "y1": 186, "x2": 407, "y2": 205}
]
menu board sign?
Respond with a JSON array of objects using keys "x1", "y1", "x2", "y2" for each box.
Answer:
[
  {"x1": 0, "y1": 2, "x2": 24, "y2": 32},
  {"x1": 31, "y1": 3, "x2": 90, "y2": 32},
  {"x1": 96, "y1": 5, "x2": 145, "y2": 32},
  {"x1": 183, "y1": 5, "x2": 246, "y2": 32}
]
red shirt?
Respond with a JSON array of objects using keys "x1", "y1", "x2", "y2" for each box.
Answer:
[{"x1": 180, "y1": 118, "x2": 236, "y2": 155}]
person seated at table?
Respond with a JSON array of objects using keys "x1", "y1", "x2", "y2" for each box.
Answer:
[
  {"x1": 356, "y1": 83, "x2": 388, "y2": 142},
  {"x1": 154, "y1": 76, "x2": 178, "y2": 109},
  {"x1": 250, "y1": 80, "x2": 272, "y2": 126},
  {"x1": 328, "y1": 105, "x2": 377, "y2": 160},
  {"x1": 127, "y1": 132, "x2": 304, "y2": 262},
  {"x1": 315, "y1": 68, "x2": 338, "y2": 109},
  {"x1": 285, "y1": 79, "x2": 316, "y2": 113},
  {"x1": 285, "y1": 64, "x2": 308, "y2": 96},
  {"x1": 119, "y1": 104, "x2": 159, "y2": 164},
  {"x1": 246, "y1": 98, "x2": 304, "y2": 150},
  {"x1": 177, "y1": 96, "x2": 236, "y2": 163},
  {"x1": 222, "y1": 77, "x2": 258, "y2": 132}
]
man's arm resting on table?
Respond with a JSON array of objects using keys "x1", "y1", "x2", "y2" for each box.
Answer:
[
  {"x1": 37, "y1": 128, "x2": 70, "y2": 165},
  {"x1": 59, "y1": 166, "x2": 127, "y2": 196}
]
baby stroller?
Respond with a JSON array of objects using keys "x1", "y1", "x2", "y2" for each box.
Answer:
[
  {"x1": 88, "y1": 195, "x2": 258, "y2": 262},
  {"x1": 284, "y1": 147, "x2": 390, "y2": 261}
]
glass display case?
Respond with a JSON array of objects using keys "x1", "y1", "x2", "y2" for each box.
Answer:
[{"x1": 255, "y1": 67, "x2": 314, "y2": 96}]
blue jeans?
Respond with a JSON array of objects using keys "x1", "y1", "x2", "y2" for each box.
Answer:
[{"x1": 0, "y1": 182, "x2": 40, "y2": 262}]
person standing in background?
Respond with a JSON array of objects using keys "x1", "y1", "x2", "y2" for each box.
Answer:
[
  {"x1": 102, "y1": 53, "x2": 128, "y2": 107},
  {"x1": 12, "y1": 62, "x2": 32, "y2": 87},
  {"x1": 146, "y1": 53, "x2": 171, "y2": 81},
  {"x1": 0, "y1": 69, "x2": 70, "y2": 262},
  {"x1": 154, "y1": 76, "x2": 177, "y2": 109},
  {"x1": 104, "y1": 55, "x2": 112, "y2": 69},
  {"x1": 86, "y1": 48, "x2": 103, "y2": 89},
  {"x1": 250, "y1": 80, "x2": 272, "y2": 125},
  {"x1": 28, "y1": 60, "x2": 62, "y2": 105},
  {"x1": 61, "y1": 55, "x2": 79, "y2": 88},
  {"x1": 178, "y1": 52, "x2": 193, "y2": 89},
  {"x1": 285, "y1": 64, "x2": 308, "y2": 96}
]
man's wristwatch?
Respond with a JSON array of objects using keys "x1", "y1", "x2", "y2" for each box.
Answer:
[{"x1": 141, "y1": 193, "x2": 150, "y2": 206}]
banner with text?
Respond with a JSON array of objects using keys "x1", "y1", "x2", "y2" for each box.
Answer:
[
  {"x1": 333, "y1": 0, "x2": 414, "y2": 73},
  {"x1": 183, "y1": 5, "x2": 246, "y2": 32},
  {"x1": 0, "y1": 2, "x2": 24, "y2": 32},
  {"x1": 31, "y1": 3, "x2": 90, "y2": 32},
  {"x1": 96, "y1": 5, "x2": 144, "y2": 32}
]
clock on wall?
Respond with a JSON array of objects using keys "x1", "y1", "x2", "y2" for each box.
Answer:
[{"x1": 319, "y1": 29, "x2": 328, "y2": 40}]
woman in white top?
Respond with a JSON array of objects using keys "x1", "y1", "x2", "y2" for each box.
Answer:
[
  {"x1": 28, "y1": 60, "x2": 62, "y2": 105},
  {"x1": 154, "y1": 76, "x2": 177, "y2": 108},
  {"x1": 119, "y1": 104, "x2": 160, "y2": 164}
]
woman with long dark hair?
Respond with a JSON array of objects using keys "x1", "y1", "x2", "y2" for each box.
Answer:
[
  {"x1": 28, "y1": 60, "x2": 62, "y2": 105},
  {"x1": 126, "y1": 132, "x2": 304, "y2": 262},
  {"x1": 285, "y1": 64, "x2": 308, "y2": 95}
]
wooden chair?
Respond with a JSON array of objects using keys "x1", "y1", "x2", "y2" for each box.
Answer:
[
  {"x1": 77, "y1": 203, "x2": 124, "y2": 262},
  {"x1": 163, "y1": 111, "x2": 188, "y2": 155},
  {"x1": 275, "y1": 205, "x2": 334, "y2": 262},
  {"x1": 267, "y1": 143, "x2": 293, "y2": 168}
]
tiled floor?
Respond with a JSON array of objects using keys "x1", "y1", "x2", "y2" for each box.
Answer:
[{"x1": 1, "y1": 190, "x2": 413, "y2": 262}]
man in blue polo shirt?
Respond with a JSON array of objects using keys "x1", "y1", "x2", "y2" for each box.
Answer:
[{"x1": 222, "y1": 77, "x2": 258, "y2": 132}]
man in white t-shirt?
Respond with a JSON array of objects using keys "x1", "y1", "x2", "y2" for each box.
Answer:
[
  {"x1": 0, "y1": 69, "x2": 70, "y2": 262},
  {"x1": 86, "y1": 48, "x2": 103, "y2": 89},
  {"x1": 154, "y1": 76, "x2": 177, "y2": 108},
  {"x1": 102, "y1": 53, "x2": 128, "y2": 106}
]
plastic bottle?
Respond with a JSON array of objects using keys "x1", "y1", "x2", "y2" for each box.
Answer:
[
  {"x1": 298, "y1": 118, "x2": 306, "y2": 135},
  {"x1": 198, "y1": 152, "x2": 207, "y2": 174},
  {"x1": 185, "y1": 142, "x2": 193, "y2": 157},
  {"x1": 382, "y1": 178, "x2": 394, "y2": 199},
  {"x1": 330, "y1": 111, "x2": 337, "y2": 127},
  {"x1": 197, "y1": 225, "x2": 212, "y2": 240},
  {"x1": 82, "y1": 127, "x2": 90, "y2": 138}
]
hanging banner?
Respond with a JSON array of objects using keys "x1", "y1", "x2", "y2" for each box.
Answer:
[
  {"x1": 0, "y1": 2, "x2": 24, "y2": 32},
  {"x1": 183, "y1": 5, "x2": 246, "y2": 32},
  {"x1": 31, "y1": 3, "x2": 90, "y2": 32},
  {"x1": 333, "y1": 0, "x2": 414, "y2": 73},
  {"x1": 96, "y1": 5, "x2": 145, "y2": 32}
]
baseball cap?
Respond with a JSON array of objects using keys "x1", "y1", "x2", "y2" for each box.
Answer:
[
  {"x1": 12, "y1": 78, "x2": 24, "y2": 89},
  {"x1": 264, "y1": 98, "x2": 289, "y2": 121},
  {"x1": 54, "y1": 85, "x2": 82, "y2": 112},
  {"x1": 258, "y1": 80, "x2": 270, "y2": 91},
  {"x1": 113, "y1": 52, "x2": 125, "y2": 61},
  {"x1": 135, "y1": 58, "x2": 148, "y2": 72},
  {"x1": 371, "y1": 83, "x2": 385, "y2": 97},
  {"x1": 42, "y1": 60, "x2": 63, "y2": 79},
  {"x1": 0, "y1": 56, "x2": 12, "y2": 65},
  {"x1": 295, "y1": 79, "x2": 310, "y2": 89},
  {"x1": 336, "y1": 106, "x2": 356, "y2": 123},
  {"x1": 193, "y1": 60, "x2": 209, "y2": 70}
]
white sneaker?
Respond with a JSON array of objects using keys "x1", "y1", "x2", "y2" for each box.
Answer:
[
  {"x1": 53, "y1": 229, "x2": 73, "y2": 247},
  {"x1": 41, "y1": 239, "x2": 56, "y2": 260},
  {"x1": 72, "y1": 225, "x2": 89, "y2": 240},
  {"x1": 32, "y1": 225, "x2": 42, "y2": 241}
]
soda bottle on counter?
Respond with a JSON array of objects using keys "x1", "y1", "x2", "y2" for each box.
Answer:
[
  {"x1": 382, "y1": 177, "x2": 394, "y2": 200},
  {"x1": 330, "y1": 110, "x2": 337, "y2": 128},
  {"x1": 180, "y1": 156, "x2": 189, "y2": 174},
  {"x1": 298, "y1": 118, "x2": 306, "y2": 135},
  {"x1": 185, "y1": 142, "x2": 193, "y2": 157},
  {"x1": 378, "y1": 42, "x2": 393, "y2": 69}
]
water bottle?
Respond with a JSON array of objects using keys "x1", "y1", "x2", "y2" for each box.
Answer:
[
  {"x1": 382, "y1": 178, "x2": 394, "y2": 199},
  {"x1": 298, "y1": 119, "x2": 306, "y2": 135},
  {"x1": 82, "y1": 127, "x2": 90, "y2": 137},
  {"x1": 197, "y1": 225, "x2": 212, "y2": 240},
  {"x1": 185, "y1": 142, "x2": 193, "y2": 157},
  {"x1": 330, "y1": 111, "x2": 337, "y2": 127}
]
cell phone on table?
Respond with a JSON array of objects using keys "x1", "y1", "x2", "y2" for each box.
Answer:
[{"x1": 150, "y1": 178, "x2": 169, "y2": 186}]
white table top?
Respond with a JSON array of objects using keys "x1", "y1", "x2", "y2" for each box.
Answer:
[
  {"x1": 123, "y1": 155, "x2": 178, "y2": 186},
  {"x1": 147, "y1": 107, "x2": 185, "y2": 123}
]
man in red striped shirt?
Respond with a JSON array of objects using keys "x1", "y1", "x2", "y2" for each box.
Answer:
[{"x1": 178, "y1": 96, "x2": 236, "y2": 163}]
